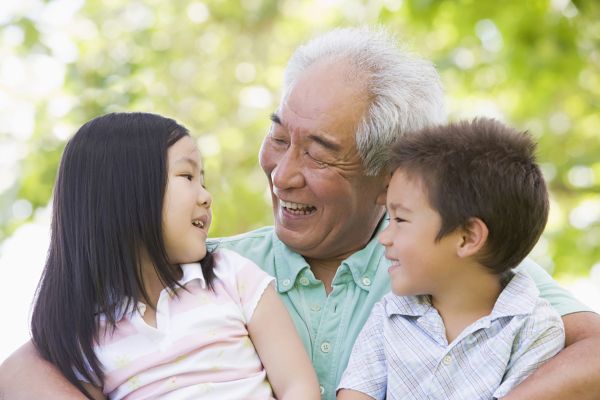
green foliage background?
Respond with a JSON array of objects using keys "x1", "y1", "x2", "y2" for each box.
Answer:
[{"x1": 1, "y1": 0, "x2": 599, "y2": 278}]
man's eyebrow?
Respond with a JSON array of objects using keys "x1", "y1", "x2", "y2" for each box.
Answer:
[
  {"x1": 270, "y1": 112, "x2": 341, "y2": 151},
  {"x1": 270, "y1": 113, "x2": 281, "y2": 124}
]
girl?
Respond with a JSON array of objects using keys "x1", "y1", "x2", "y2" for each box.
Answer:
[{"x1": 31, "y1": 112, "x2": 320, "y2": 399}]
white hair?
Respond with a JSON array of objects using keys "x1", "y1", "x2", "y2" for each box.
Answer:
[{"x1": 283, "y1": 26, "x2": 446, "y2": 176}]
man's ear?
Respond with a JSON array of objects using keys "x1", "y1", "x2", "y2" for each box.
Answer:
[
  {"x1": 456, "y1": 217, "x2": 488, "y2": 258},
  {"x1": 375, "y1": 173, "x2": 391, "y2": 206}
]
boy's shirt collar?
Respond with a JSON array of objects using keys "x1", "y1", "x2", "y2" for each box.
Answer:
[{"x1": 385, "y1": 271, "x2": 539, "y2": 320}]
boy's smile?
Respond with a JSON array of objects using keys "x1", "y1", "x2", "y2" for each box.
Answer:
[{"x1": 379, "y1": 168, "x2": 462, "y2": 297}]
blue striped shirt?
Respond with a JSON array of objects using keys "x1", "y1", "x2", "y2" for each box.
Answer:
[{"x1": 338, "y1": 271, "x2": 565, "y2": 399}]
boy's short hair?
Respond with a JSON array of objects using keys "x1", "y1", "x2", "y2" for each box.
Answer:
[{"x1": 388, "y1": 118, "x2": 549, "y2": 274}]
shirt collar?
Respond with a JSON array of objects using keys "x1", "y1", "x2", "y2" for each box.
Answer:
[
  {"x1": 385, "y1": 294, "x2": 432, "y2": 317},
  {"x1": 490, "y1": 270, "x2": 539, "y2": 319},
  {"x1": 342, "y1": 217, "x2": 388, "y2": 291},
  {"x1": 104, "y1": 262, "x2": 206, "y2": 320},
  {"x1": 271, "y1": 216, "x2": 388, "y2": 293},
  {"x1": 273, "y1": 233, "x2": 311, "y2": 293},
  {"x1": 384, "y1": 271, "x2": 539, "y2": 320},
  {"x1": 179, "y1": 262, "x2": 207, "y2": 288}
]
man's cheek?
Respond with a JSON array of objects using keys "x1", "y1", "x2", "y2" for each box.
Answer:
[{"x1": 259, "y1": 144, "x2": 279, "y2": 175}]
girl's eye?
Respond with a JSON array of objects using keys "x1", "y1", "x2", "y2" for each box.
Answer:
[
  {"x1": 394, "y1": 217, "x2": 406, "y2": 223},
  {"x1": 181, "y1": 174, "x2": 193, "y2": 181}
]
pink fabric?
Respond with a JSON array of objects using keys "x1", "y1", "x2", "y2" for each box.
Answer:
[{"x1": 90, "y1": 249, "x2": 275, "y2": 400}]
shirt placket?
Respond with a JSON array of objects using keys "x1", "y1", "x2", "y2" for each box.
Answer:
[{"x1": 312, "y1": 274, "x2": 355, "y2": 399}]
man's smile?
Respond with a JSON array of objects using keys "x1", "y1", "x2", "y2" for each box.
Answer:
[{"x1": 279, "y1": 199, "x2": 317, "y2": 215}]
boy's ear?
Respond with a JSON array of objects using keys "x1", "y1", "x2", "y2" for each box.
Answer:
[
  {"x1": 456, "y1": 217, "x2": 488, "y2": 258},
  {"x1": 375, "y1": 173, "x2": 391, "y2": 206}
]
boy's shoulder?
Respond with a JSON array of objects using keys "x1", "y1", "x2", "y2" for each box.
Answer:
[
  {"x1": 495, "y1": 271, "x2": 561, "y2": 320},
  {"x1": 492, "y1": 271, "x2": 564, "y2": 342}
]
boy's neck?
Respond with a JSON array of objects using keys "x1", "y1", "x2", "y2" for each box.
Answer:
[{"x1": 430, "y1": 265, "x2": 503, "y2": 344}]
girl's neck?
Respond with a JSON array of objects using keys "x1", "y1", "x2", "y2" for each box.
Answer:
[{"x1": 138, "y1": 252, "x2": 182, "y2": 328}]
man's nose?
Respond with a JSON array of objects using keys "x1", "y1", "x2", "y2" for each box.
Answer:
[{"x1": 271, "y1": 148, "x2": 305, "y2": 190}]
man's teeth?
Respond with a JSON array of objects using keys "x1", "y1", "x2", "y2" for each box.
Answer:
[
  {"x1": 280, "y1": 200, "x2": 316, "y2": 214},
  {"x1": 192, "y1": 220, "x2": 204, "y2": 228}
]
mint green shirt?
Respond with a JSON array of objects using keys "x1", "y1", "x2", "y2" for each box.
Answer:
[{"x1": 210, "y1": 220, "x2": 587, "y2": 400}]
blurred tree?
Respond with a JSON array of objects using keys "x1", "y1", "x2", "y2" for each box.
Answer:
[{"x1": 0, "y1": 0, "x2": 598, "y2": 278}]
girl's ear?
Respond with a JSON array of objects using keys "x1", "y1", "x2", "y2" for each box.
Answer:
[{"x1": 456, "y1": 217, "x2": 488, "y2": 258}]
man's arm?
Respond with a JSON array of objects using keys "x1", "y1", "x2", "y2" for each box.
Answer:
[
  {"x1": 503, "y1": 311, "x2": 600, "y2": 399},
  {"x1": 0, "y1": 341, "x2": 85, "y2": 400}
]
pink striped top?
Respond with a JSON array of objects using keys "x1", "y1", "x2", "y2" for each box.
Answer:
[{"x1": 89, "y1": 249, "x2": 275, "y2": 399}]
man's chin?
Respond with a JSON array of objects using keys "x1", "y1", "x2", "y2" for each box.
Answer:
[{"x1": 274, "y1": 224, "x2": 314, "y2": 253}]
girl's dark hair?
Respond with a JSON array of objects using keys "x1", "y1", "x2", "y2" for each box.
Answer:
[{"x1": 30, "y1": 112, "x2": 215, "y2": 398}]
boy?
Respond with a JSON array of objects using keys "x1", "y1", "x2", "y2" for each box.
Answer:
[{"x1": 337, "y1": 118, "x2": 565, "y2": 400}]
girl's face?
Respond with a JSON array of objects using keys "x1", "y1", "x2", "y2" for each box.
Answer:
[{"x1": 162, "y1": 135, "x2": 212, "y2": 264}]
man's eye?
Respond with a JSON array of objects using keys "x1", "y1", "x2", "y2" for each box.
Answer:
[
  {"x1": 306, "y1": 152, "x2": 328, "y2": 168},
  {"x1": 272, "y1": 137, "x2": 288, "y2": 146}
]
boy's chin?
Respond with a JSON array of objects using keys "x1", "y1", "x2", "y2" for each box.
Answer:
[{"x1": 390, "y1": 281, "x2": 424, "y2": 297}]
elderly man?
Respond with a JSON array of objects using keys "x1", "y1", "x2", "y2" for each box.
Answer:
[{"x1": 2, "y1": 27, "x2": 600, "y2": 400}]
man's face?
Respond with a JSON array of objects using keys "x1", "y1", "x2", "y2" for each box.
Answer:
[{"x1": 259, "y1": 60, "x2": 387, "y2": 261}]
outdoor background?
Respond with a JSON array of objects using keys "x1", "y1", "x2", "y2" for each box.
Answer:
[{"x1": 1, "y1": 0, "x2": 599, "y2": 362}]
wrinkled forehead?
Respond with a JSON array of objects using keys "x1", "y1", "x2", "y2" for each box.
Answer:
[{"x1": 277, "y1": 60, "x2": 370, "y2": 145}]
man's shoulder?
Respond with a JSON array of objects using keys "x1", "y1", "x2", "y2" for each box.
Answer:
[
  {"x1": 209, "y1": 226, "x2": 275, "y2": 247},
  {"x1": 208, "y1": 226, "x2": 277, "y2": 269}
]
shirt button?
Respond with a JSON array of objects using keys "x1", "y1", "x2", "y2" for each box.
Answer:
[
  {"x1": 361, "y1": 276, "x2": 371, "y2": 286},
  {"x1": 299, "y1": 277, "x2": 310, "y2": 286},
  {"x1": 310, "y1": 304, "x2": 321, "y2": 312},
  {"x1": 281, "y1": 278, "x2": 291, "y2": 287},
  {"x1": 319, "y1": 385, "x2": 325, "y2": 395},
  {"x1": 320, "y1": 342, "x2": 331, "y2": 353},
  {"x1": 442, "y1": 355, "x2": 452, "y2": 365}
]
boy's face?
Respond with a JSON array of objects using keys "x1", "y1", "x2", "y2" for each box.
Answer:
[{"x1": 379, "y1": 168, "x2": 462, "y2": 296}]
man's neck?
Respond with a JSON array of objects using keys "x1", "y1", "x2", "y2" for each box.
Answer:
[
  {"x1": 305, "y1": 257, "x2": 343, "y2": 294},
  {"x1": 431, "y1": 266, "x2": 503, "y2": 343},
  {"x1": 303, "y1": 211, "x2": 386, "y2": 294}
]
